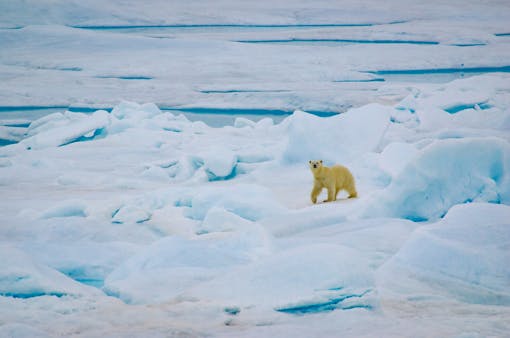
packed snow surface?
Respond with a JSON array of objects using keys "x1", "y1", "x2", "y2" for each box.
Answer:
[{"x1": 1, "y1": 1, "x2": 510, "y2": 337}]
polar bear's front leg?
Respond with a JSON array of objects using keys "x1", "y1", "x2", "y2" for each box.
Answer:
[
  {"x1": 325, "y1": 184, "x2": 336, "y2": 202},
  {"x1": 311, "y1": 181, "x2": 322, "y2": 204}
]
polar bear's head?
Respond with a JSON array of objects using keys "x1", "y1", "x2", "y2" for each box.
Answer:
[{"x1": 309, "y1": 160, "x2": 323, "y2": 172}]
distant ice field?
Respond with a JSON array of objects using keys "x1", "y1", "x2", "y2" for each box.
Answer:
[{"x1": 1, "y1": 5, "x2": 510, "y2": 118}]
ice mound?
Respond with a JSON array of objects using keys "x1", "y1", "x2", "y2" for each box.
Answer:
[
  {"x1": 0, "y1": 245, "x2": 99, "y2": 298},
  {"x1": 185, "y1": 244, "x2": 373, "y2": 312},
  {"x1": 21, "y1": 110, "x2": 110, "y2": 149},
  {"x1": 282, "y1": 105, "x2": 391, "y2": 164},
  {"x1": 103, "y1": 236, "x2": 251, "y2": 304},
  {"x1": 372, "y1": 137, "x2": 510, "y2": 221},
  {"x1": 377, "y1": 203, "x2": 510, "y2": 305}
]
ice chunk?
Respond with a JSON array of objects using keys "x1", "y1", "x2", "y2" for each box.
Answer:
[
  {"x1": 26, "y1": 112, "x2": 67, "y2": 136},
  {"x1": 282, "y1": 106, "x2": 390, "y2": 164},
  {"x1": 111, "y1": 101, "x2": 161, "y2": 120},
  {"x1": 0, "y1": 126, "x2": 26, "y2": 144},
  {"x1": 21, "y1": 110, "x2": 110, "y2": 149},
  {"x1": 112, "y1": 205, "x2": 152, "y2": 224},
  {"x1": 377, "y1": 203, "x2": 510, "y2": 305},
  {"x1": 197, "y1": 206, "x2": 252, "y2": 234},
  {"x1": 199, "y1": 147, "x2": 237, "y2": 180},
  {"x1": 0, "y1": 245, "x2": 99, "y2": 298},
  {"x1": 371, "y1": 137, "x2": 510, "y2": 221},
  {"x1": 149, "y1": 112, "x2": 189, "y2": 133},
  {"x1": 162, "y1": 156, "x2": 202, "y2": 182}
]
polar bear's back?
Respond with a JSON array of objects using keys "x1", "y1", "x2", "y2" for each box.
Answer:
[{"x1": 331, "y1": 164, "x2": 352, "y2": 181}]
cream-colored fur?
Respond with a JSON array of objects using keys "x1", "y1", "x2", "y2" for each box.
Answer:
[{"x1": 309, "y1": 160, "x2": 357, "y2": 204}]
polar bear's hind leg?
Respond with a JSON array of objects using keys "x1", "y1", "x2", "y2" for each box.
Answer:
[{"x1": 347, "y1": 181, "x2": 358, "y2": 198}]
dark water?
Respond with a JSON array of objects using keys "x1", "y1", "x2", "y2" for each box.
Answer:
[{"x1": 236, "y1": 38, "x2": 439, "y2": 45}]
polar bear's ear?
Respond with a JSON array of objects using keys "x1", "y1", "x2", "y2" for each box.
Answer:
[
  {"x1": 319, "y1": 160, "x2": 323, "y2": 164},
  {"x1": 309, "y1": 160, "x2": 312, "y2": 164}
]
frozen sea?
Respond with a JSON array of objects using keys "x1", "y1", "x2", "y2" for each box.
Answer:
[{"x1": 1, "y1": 1, "x2": 510, "y2": 337}]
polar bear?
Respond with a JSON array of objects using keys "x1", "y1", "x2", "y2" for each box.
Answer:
[{"x1": 309, "y1": 160, "x2": 357, "y2": 204}]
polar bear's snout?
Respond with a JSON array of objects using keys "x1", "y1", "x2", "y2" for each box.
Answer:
[{"x1": 308, "y1": 160, "x2": 323, "y2": 170}]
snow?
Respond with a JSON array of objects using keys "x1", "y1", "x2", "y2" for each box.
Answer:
[{"x1": 1, "y1": 1, "x2": 510, "y2": 337}]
